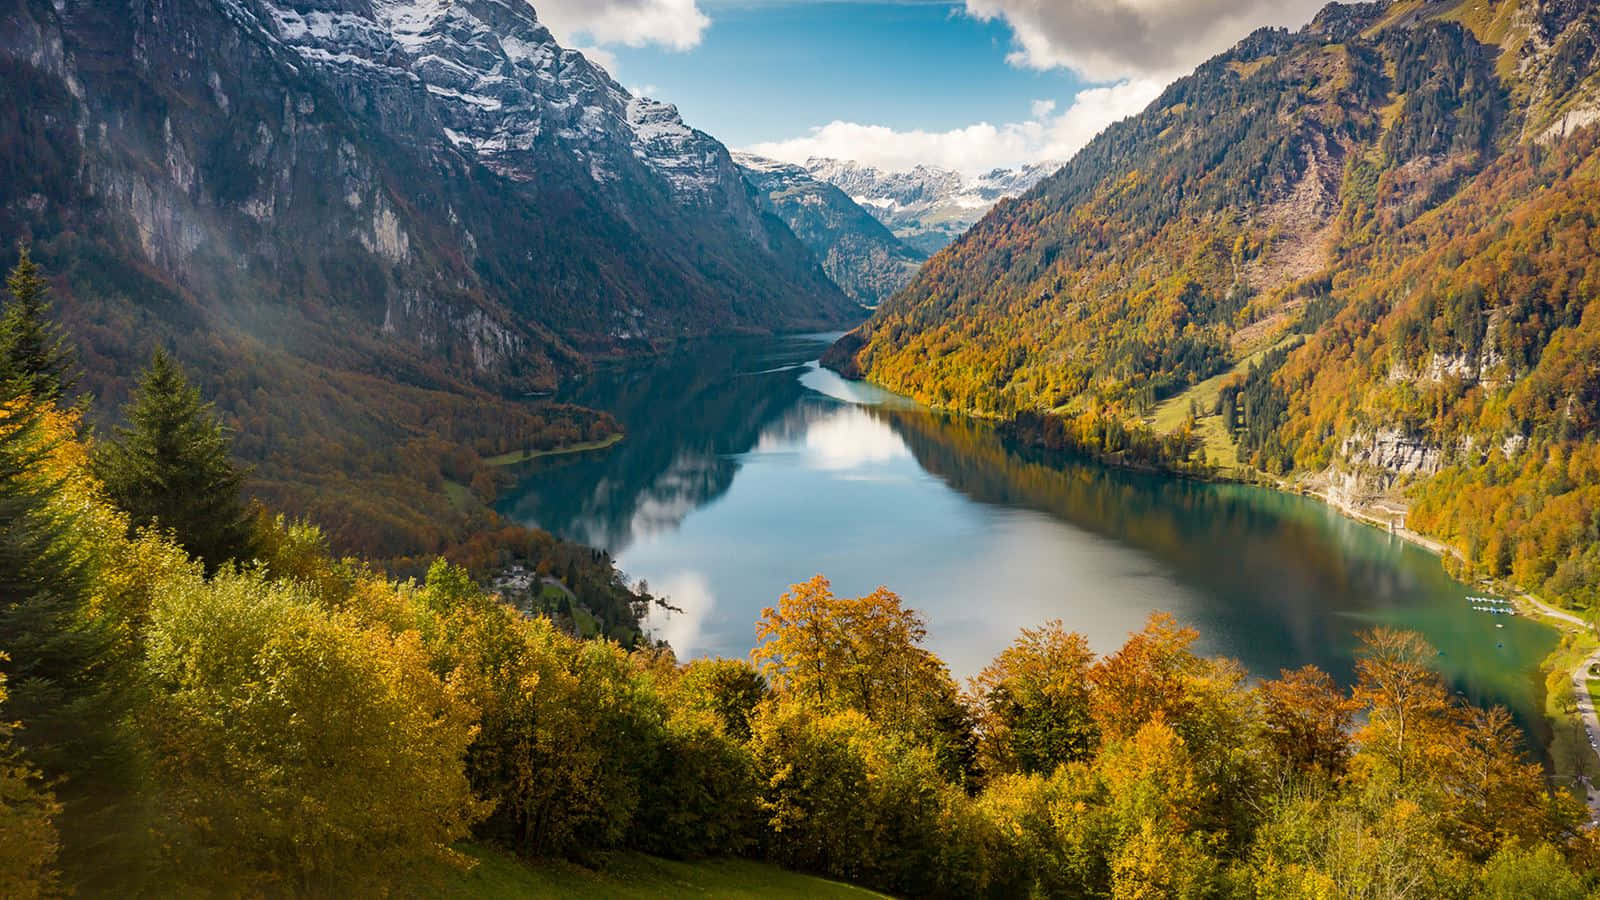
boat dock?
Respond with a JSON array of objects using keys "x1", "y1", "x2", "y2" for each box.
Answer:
[{"x1": 1466, "y1": 595, "x2": 1516, "y2": 615}]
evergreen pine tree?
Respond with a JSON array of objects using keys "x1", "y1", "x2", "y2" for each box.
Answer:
[
  {"x1": 0, "y1": 398, "x2": 136, "y2": 886},
  {"x1": 0, "y1": 247, "x2": 77, "y2": 405},
  {"x1": 95, "y1": 349, "x2": 255, "y2": 574},
  {"x1": 0, "y1": 401, "x2": 102, "y2": 761}
]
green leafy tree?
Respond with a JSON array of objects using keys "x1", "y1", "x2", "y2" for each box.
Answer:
[
  {"x1": 676, "y1": 657, "x2": 768, "y2": 742},
  {"x1": 0, "y1": 248, "x2": 76, "y2": 405},
  {"x1": 142, "y1": 568, "x2": 483, "y2": 891},
  {"x1": 96, "y1": 349, "x2": 255, "y2": 573},
  {"x1": 1475, "y1": 842, "x2": 1585, "y2": 900}
]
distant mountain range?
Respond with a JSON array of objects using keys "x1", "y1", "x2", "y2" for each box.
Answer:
[
  {"x1": 803, "y1": 159, "x2": 1062, "y2": 254},
  {"x1": 734, "y1": 154, "x2": 925, "y2": 307}
]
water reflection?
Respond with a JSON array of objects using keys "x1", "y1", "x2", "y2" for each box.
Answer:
[{"x1": 499, "y1": 334, "x2": 1555, "y2": 743}]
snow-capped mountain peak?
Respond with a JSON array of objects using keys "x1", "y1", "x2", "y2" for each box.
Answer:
[
  {"x1": 802, "y1": 157, "x2": 1061, "y2": 253},
  {"x1": 255, "y1": 0, "x2": 734, "y2": 205}
]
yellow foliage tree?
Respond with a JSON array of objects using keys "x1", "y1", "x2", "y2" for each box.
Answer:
[
  {"x1": 0, "y1": 666, "x2": 59, "y2": 900},
  {"x1": 142, "y1": 569, "x2": 483, "y2": 892}
]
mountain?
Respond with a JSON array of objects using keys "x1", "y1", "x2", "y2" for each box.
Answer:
[
  {"x1": 0, "y1": 0, "x2": 857, "y2": 556},
  {"x1": 804, "y1": 158, "x2": 1060, "y2": 254},
  {"x1": 827, "y1": 0, "x2": 1600, "y2": 608},
  {"x1": 734, "y1": 153, "x2": 925, "y2": 306}
]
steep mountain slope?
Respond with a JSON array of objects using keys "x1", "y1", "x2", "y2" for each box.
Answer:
[
  {"x1": 735, "y1": 153, "x2": 925, "y2": 306},
  {"x1": 0, "y1": 0, "x2": 856, "y2": 556},
  {"x1": 804, "y1": 159, "x2": 1059, "y2": 254},
  {"x1": 829, "y1": 0, "x2": 1600, "y2": 606}
]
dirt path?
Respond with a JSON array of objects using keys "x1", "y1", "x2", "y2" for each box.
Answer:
[
  {"x1": 1517, "y1": 593, "x2": 1600, "y2": 818},
  {"x1": 1567, "y1": 647, "x2": 1600, "y2": 819}
]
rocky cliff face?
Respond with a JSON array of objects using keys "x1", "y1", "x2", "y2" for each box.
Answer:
[
  {"x1": 0, "y1": 0, "x2": 856, "y2": 394},
  {"x1": 734, "y1": 153, "x2": 924, "y2": 307}
]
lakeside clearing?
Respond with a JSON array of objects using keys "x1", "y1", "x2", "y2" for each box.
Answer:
[{"x1": 486, "y1": 433, "x2": 624, "y2": 467}]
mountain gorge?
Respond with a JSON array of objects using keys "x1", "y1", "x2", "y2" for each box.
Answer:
[
  {"x1": 0, "y1": 0, "x2": 858, "y2": 555},
  {"x1": 735, "y1": 153, "x2": 925, "y2": 306},
  {"x1": 804, "y1": 157, "x2": 1060, "y2": 254},
  {"x1": 828, "y1": 0, "x2": 1600, "y2": 606}
]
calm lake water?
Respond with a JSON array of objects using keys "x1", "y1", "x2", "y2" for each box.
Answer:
[{"x1": 500, "y1": 333, "x2": 1556, "y2": 740}]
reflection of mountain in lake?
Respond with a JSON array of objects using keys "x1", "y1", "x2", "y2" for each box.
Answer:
[
  {"x1": 499, "y1": 335, "x2": 1554, "y2": 754},
  {"x1": 865, "y1": 407, "x2": 1458, "y2": 683},
  {"x1": 497, "y1": 338, "x2": 818, "y2": 551}
]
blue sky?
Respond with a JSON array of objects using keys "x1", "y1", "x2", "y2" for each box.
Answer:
[
  {"x1": 534, "y1": 0, "x2": 1328, "y2": 175},
  {"x1": 604, "y1": 3, "x2": 1082, "y2": 147}
]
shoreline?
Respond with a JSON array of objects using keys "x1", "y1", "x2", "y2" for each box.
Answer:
[
  {"x1": 485, "y1": 433, "x2": 625, "y2": 468},
  {"x1": 835, "y1": 363, "x2": 1593, "y2": 779}
]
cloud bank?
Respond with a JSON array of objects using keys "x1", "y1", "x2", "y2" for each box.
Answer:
[
  {"x1": 534, "y1": 0, "x2": 710, "y2": 52},
  {"x1": 744, "y1": 79, "x2": 1163, "y2": 177},
  {"x1": 964, "y1": 0, "x2": 1326, "y2": 82}
]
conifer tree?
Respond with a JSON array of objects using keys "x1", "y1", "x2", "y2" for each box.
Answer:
[
  {"x1": 0, "y1": 401, "x2": 96, "y2": 747},
  {"x1": 0, "y1": 398, "x2": 128, "y2": 871},
  {"x1": 0, "y1": 247, "x2": 77, "y2": 405},
  {"x1": 95, "y1": 349, "x2": 255, "y2": 574}
]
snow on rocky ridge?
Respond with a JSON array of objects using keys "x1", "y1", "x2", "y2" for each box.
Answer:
[
  {"x1": 251, "y1": 0, "x2": 730, "y2": 205},
  {"x1": 803, "y1": 158, "x2": 1061, "y2": 253}
]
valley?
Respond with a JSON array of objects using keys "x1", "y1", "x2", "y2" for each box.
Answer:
[
  {"x1": 3, "y1": 0, "x2": 1600, "y2": 895},
  {"x1": 500, "y1": 333, "x2": 1557, "y2": 739}
]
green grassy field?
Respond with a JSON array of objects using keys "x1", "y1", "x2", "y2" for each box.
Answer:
[
  {"x1": 1147, "y1": 336, "x2": 1303, "y2": 470},
  {"x1": 442, "y1": 479, "x2": 475, "y2": 512},
  {"x1": 485, "y1": 434, "x2": 624, "y2": 467},
  {"x1": 416, "y1": 846, "x2": 888, "y2": 899}
]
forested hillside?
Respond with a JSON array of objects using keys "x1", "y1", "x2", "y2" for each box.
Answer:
[
  {"x1": 0, "y1": 0, "x2": 857, "y2": 559},
  {"x1": 828, "y1": 0, "x2": 1600, "y2": 611}
]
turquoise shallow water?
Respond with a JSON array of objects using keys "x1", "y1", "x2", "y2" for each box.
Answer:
[{"x1": 499, "y1": 333, "x2": 1556, "y2": 744}]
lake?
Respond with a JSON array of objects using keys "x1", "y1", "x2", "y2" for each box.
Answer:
[{"x1": 499, "y1": 332, "x2": 1556, "y2": 740}]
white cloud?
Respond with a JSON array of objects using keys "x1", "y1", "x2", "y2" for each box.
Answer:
[
  {"x1": 964, "y1": 0, "x2": 1326, "y2": 82},
  {"x1": 1030, "y1": 98, "x2": 1057, "y2": 118},
  {"x1": 801, "y1": 409, "x2": 911, "y2": 471},
  {"x1": 577, "y1": 45, "x2": 620, "y2": 74},
  {"x1": 744, "y1": 78, "x2": 1163, "y2": 177},
  {"x1": 534, "y1": 0, "x2": 710, "y2": 52},
  {"x1": 645, "y1": 571, "x2": 717, "y2": 657}
]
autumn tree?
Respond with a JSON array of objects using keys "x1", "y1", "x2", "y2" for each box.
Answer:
[
  {"x1": 0, "y1": 398, "x2": 135, "y2": 890},
  {"x1": 0, "y1": 665, "x2": 60, "y2": 900},
  {"x1": 142, "y1": 567, "x2": 483, "y2": 891},
  {"x1": 1476, "y1": 842, "x2": 1586, "y2": 900},
  {"x1": 1088, "y1": 613, "x2": 1204, "y2": 742},
  {"x1": 1446, "y1": 705, "x2": 1578, "y2": 859},
  {"x1": 970, "y1": 620, "x2": 1098, "y2": 776},
  {"x1": 1351, "y1": 627, "x2": 1454, "y2": 784},
  {"x1": 631, "y1": 705, "x2": 759, "y2": 859},
  {"x1": 0, "y1": 248, "x2": 76, "y2": 405},
  {"x1": 747, "y1": 702, "x2": 956, "y2": 893},
  {"x1": 417, "y1": 561, "x2": 668, "y2": 859},
  {"x1": 1257, "y1": 665, "x2": 1357, "y2": 777},
  {"x1": 752, "y1": 575, "x2": 974, "y2": 779},
  {"x1": 95, "y1": 349, "x2": 255, "y2": 574},
  {"x1": 675, "y1": 657, "x2": 769, "y2": 742}
]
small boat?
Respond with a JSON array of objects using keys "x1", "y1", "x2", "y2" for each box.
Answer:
[{"x1": 1496, "y1": 623, "x2": 1504, "y2": 628}]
